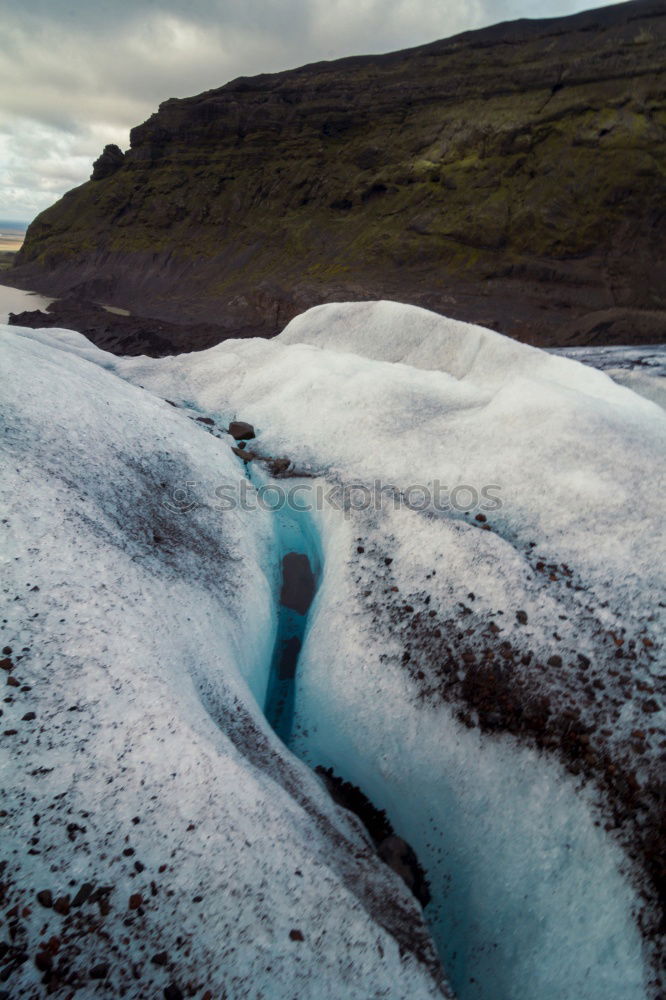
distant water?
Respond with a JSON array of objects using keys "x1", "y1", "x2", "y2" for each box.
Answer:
[
  {"x1": 0, "y1": 221, "x2": 27, "y2": 252},
  {"x1": 0, "y1": 285, "x2": 56, "y2": 324}
]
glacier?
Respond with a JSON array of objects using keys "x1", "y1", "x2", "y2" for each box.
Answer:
[
  {"x1": 550, "y1": 343, "x2": 666, "y2": 411},
  {"x1": 1, "y1": 301, "x2": 664, "y2": 1000},
  {"x1": 0, "y1": 330, "x2": 447, "y2": 999}
]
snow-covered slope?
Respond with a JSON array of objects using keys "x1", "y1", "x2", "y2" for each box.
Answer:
[
  {"x1": 278, "y1": 300, "x2": 659, "y2": 404},
  {"x1": 0, "y1": 329, "x2": 448, "y2": 999},
  {"x1": 3, "y1": 302, "x2": 664, "y2": 1000}
]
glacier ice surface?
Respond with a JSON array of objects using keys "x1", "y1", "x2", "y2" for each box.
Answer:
[{"x1": 2, "y1": 302, "x2": 664, "y2": 999}]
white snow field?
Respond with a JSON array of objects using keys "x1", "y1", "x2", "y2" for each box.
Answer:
[{"x1": 2, "y1": 301, "x2": 665, "y2": 1000}]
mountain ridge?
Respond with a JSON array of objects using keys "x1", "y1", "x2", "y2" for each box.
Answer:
[{"x1": 4, "y1": 0, "x2": 666, "y2": 353}]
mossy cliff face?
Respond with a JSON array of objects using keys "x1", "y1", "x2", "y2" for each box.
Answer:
[{"x1": 9, "y1": 0, "x2": 666, "y2": 347}]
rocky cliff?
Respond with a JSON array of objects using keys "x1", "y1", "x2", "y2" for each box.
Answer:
[{"x1": 6, "y1": 0, "x2": 666, "y2": 351}]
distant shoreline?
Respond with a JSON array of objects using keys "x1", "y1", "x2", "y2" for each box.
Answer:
[{"x1": 0, "y1": 222, "x2": 25, "y2": 253}]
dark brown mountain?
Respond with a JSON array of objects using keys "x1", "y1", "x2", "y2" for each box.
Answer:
[{"x1": 4, "y1": 0, "x2": 666, "y2": 354}]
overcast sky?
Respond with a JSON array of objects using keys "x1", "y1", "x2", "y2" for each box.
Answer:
[{"x1": 1, "y1": 0, "x2": 619, "y2": 223}]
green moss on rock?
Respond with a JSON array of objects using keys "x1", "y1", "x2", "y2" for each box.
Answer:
[{"x1": 10, "y1": 0, "x2": 666, "y2": 344}]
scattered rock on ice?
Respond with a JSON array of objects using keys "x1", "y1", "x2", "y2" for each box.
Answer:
[{"x1": 228, "y1": 420, "x2": 255, "y2": 440}]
